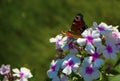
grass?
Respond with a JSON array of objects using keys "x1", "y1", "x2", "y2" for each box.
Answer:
[{"x1": 0, "y1": 0, "x2": 120, "y2": 81}]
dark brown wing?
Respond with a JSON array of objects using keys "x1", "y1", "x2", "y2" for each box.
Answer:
[
  {"x1": 70, "y1": 13, "x2": 87, "y2": 35},
  {"x1": 62, "y1": 13, "x2": 87, "y2": 38}
]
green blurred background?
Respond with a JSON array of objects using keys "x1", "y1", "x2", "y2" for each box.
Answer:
[{"x1": 0, "y1": 0, "x2": 120, "y2": 81}]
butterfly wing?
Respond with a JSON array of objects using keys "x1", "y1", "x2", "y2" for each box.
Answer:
[
  {"x1": 62, "y1": 13, "x2": 87, "y2": 38},
  {"x1": 71, "y1": 13, "x2": 87, "y2": 34},
  {"x1": 62, "y1": 31, "x2": 83, "y2": 38}
]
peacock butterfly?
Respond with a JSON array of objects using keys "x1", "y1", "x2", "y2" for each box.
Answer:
[{"x1": 62, "y1": 13, "x2": 87, "y2": 38}]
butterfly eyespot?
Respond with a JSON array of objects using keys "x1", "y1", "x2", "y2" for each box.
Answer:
[{"x1": 76, "y1": 16, "x2": 80, "y2": 21}]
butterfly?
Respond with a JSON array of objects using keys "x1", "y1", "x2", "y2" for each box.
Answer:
[{"x1": 62, "y1": 13, "x2": 87, "y2": 38}]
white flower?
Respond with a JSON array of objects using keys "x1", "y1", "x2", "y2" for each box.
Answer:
[
  {"x1": 47, "y1": 59, "x2": 62, "y2": 79},
  {"x1": 105, "y1": 26, "x2": 120, "y2": 43},
  {"x1": 84, "y1": 50, "x2": 104, "y2": 68},
  {"x1": 61, "y1": 41, "x2": 78, "y2": 54},
  {"x1": 14, "y1": 78, "x2": 28, "y2": 81},
  {"x1": 12, "y1": 67, "x2": 32, "y2": 81},
  {"x1": 93, "y1": 22, "x2": 112, "y2": 35},
  {"x1": 79, "y1": 61, "x2": 100, "y2": 81},
  {"x1": 77, "y1": 28, "x2": 102, "y2": 53},
  {"x1": 52, "y1": 74, "x2": 68, "y2": 81},
  {"x1": 102, "y1": 44, "x2": 118, "y2": 59},
  {"x1": 110, "y1": 27, "x2": 120, "y2": 50},
  {"x1": 60, "y1": 74, "x2": 68, "y2": 81},
  {"x1": 52, "y1": 76, "x2": 60, "y2": 81},
  {"x1": 104, "y1": 28, "x2": 120, "y2": 46},
  {"x1": 49, "y1": 34, "x2": 68, "y2": 50},
  {"x1": 112, "y1": 32, "x2": 120, "y2": 39},
  {"x1": 61, "y1": 54, "x2": 80, "y2": 75},
  {"x1": 0, "y1": 64, "x2": 10, "y2": 75}
]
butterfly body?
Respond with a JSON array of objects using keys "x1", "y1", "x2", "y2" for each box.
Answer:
[{"x1": 63, "y1": 13, "x2": 87, "y2": 38}]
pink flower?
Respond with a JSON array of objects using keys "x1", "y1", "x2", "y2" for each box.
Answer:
[
  {"x1": 102, "y1": 44, "x2": 118, "y2": 59},
  {"x1": 61, "y1": 41, "x2": 78, "y2": 54},
  {"x1": 12, "y1": 67, "x2": 32, "y2": 81},
  {"x1": 62, "y1": 54, "x2": 80, "y2": 75},
  {"x1": 79, "y1": 61, "x2": 100, "y2": 81},
  {"x1": 47, "y1": 59, "x2": 62, "y2": 79},
  {"x1": 84, "y1": 51, "x2": 104, "y2": 68},
  {"x1": 52, "y1": 74, "x2": 68, "y2": 81},
  {"x1": 93, "y1": 22, "x2": 112, "y2": 35},
  {"x1": 77, "y1": 28, "x2": 102, "y2": 53},
  {"x1": 0, "y1": 64, "x2": 10, "y2": 75},
  {"x1": 49, "y1": 34, "x2": 68, "y2": 50}
]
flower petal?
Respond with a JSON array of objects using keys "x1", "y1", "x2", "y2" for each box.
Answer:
[
  {"x1": 62, "y1": 66, "x2": 72, "y2": 75},
  {"x1": 47, "y1": 70, "x2": 58, "y2": 78},
  {"x1": 93, "y1": 38, "x2": 102, "y2": 47},
  {"x1": 70, "y1": 48, "x2": 78, "y2": 54},
  {"x1": 92, "y1": 70, "x2": 100, "y2": 79},
  {"x1": 92, "y1": 30, "x2": 100, "y2": 38},
  {"x1": 52, "y1": 76, "x2": 60, "y2": 81},
  {"x1": 12, "y1": 68, "x2": 20, "y2": 74},
  {"x1": 82, "y1": 29, "x2": 91, "y2": 37},
  {"x1": 103, "y1": 50, "x2": 110, "y2": 59},
  {"x1": 60, "y1": 74, "x2": 68, "y2": 81},
  {"x1": 85, "y1": 43, "x2": 95, "y2": 53},
  {"x1": 72, "y1": 64, "x2": 79, "y2": 72},
  {"x1": 94, "y1": 59, "x2": 104, "y2": 68},
  {"x1": 77, "y1": 38, "x2": 86, "y2": 46},
  {"x1": 84, "y1": 75, "x2": 93, "y2": 81},
  {"x1": 110, "y1": 53, "x2": 117, "y2": 59},
  {"x1": 49, "y1": 38, "x2": 56, "y2": 43}
]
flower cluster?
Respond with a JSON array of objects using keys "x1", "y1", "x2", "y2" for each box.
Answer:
[
  {"x1": 47, "y1": 22, "x2": 120, "y2": 81},
  {"x1": 0, "y1": 64, "x2": 32, "y2": 81}
]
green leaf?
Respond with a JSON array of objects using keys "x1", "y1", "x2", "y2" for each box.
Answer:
[
  {"x1": 101, "y1": 72, "x2": 109, "y2": 81},
  {"x1": 108, "y1": 75, "x2": 120, "y2": 81},
  {"x1": 109, "y1": 69, "x2": 120, "y2": 75},
  {"x1": 114, "y1": 58, "x2": 120, "y2": 68}
]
